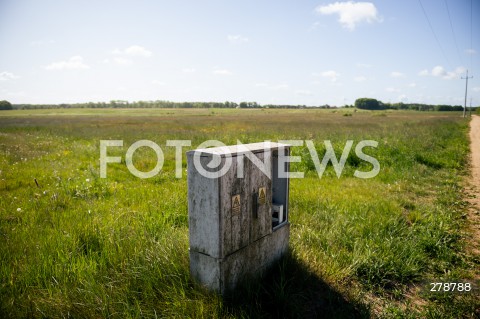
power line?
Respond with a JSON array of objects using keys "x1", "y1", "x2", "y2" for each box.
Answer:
[
  {"x1": 418, "y1": 0, "x2": 452, "y2": 69},
  {"x1": 470, "y1": 0, "x2": 473, "y2": 72},
  {"x1": 444, "y1": 0, "x2": 464, "y2": 65}
]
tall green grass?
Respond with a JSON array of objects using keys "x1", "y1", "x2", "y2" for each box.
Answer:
[{"x1": 0, "y1": 109, "x2": 478, "y2": 318}]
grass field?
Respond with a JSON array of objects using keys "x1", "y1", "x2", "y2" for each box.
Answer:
[{"x1": 0, "y1": 108, "x2": 478, "y2": 318}]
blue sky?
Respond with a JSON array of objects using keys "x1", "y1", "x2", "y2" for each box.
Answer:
[{"x1": 0, "y1": 0, "x2": 479, "y2": 106}]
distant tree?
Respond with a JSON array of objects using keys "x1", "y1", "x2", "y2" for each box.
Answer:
[
  {"x1": 354, "y1": 98, "x2": 383, "y2": 110},
  {"x1": 378, "y1": 101, "x2": 388, "y2": 109},
  {"x1": 227, "y1": 101, "x2": 238, "y2": 108},
  {"x1": 433, "y1": 105, "x2": 462, "y2": 111},
  {"x1": 0, "y1": 100, "x2": 12, "y2": 110}
]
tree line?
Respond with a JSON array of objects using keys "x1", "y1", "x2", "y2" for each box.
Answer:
[
  {"x1": 0, "y1": 100, "x2": 13, "y2": 110},
  {"x1": 353, "y1": 97, "x2": 468, "y2": 112},
  {"x1": 10, "y1": 100, "x2": 316, "y2": 110},
  {"x1": 1, "y1": 98, "x2": 476, "y2": 112}
]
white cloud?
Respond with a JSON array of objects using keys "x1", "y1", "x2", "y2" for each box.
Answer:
[
  {"x1": 45, "y1": 56, "x2": 90, "y2": 70},
  {"x1": 124, "y1": 45, "x2": 152, "y2": 57},
  {"x1": 431, "y1": 66, "x2": 445, "y2": 77},
  {"x1": 390, "y1": 71, "x2": 405, "y2": 78},
  {"x1": 418, "y1": 66, "x2": 465, "y2": 80},
  {"x1": 465, "y1": 48, "x2": 477, "y2": 55},
  {"x1": 0, "y1": 71, "x2": 20, "y2": 81},
  {"x1": 354, "y1": 76, "x2": 367, "y2": 82},
  {"x1": 107, "y1": 46, "x2": 152, "y2": 65},
  {"x1": 315, "y1": 70, "x2": 340, "y2": 82},
  {"x1": 213, "y1": 69, "x2": 232, "y2": 75},
  {"x1": 227, "y1": 35, "x2": 249, "y2": 44},
  {"x1": 112, "y1": 45, "x2": 152, "y2": 58},
  {"x1": 418, "y1": 69, "x2": 429, "y2": 76},
  {"x1": 407, "y1": 82, "x2": 417, "y2": 88},
  {"x1": 432, "y1": 65, "x2": 465, "y2": 80},
  {"x1": 452, "y1": 66, "x2": 467, "y2": 77},
  {"x1": 315, "y1": 1, "x2": 381, "y2": 30},
  {"x1": 473, "y1": 87, "x2": 480, "y2": 92}
]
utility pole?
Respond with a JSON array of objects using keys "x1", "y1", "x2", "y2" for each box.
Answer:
[{"x1": 461, "y1": 70, "x2": 473, "y2": 118}]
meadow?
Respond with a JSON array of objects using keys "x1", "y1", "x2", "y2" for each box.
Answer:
[{"x1": 0, "y1": 108, "x2": 478, "y2": 318}]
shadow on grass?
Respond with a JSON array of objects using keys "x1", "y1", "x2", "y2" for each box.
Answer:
[{"x1": 222, "y1": 252, "x2": 370, "y2": 318}]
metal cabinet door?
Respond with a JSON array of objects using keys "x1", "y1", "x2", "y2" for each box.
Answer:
[
  {"x1": 247, "y1": 151, "x2": 272, "y2": 242},
  {"x1": 219, "y1": 155, "x2": 250, "y2": 257}
]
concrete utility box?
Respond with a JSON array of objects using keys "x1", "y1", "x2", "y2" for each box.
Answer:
[{"x1": 187, "y1": 142, "x2": 290, "y2": 294}]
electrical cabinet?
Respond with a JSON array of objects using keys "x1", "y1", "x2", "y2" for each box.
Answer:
[{"x1": 187, "y1": 142, "x2": 290, "y2": 294}]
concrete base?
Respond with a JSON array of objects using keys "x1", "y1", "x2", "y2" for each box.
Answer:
[{"x1": 190, "y1": 223, "x2": 290, "y2": 294}]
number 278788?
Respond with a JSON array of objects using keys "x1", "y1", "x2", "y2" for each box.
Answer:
[{"x1": 430, "y1": 282, "x2": 472, "y2": 292}]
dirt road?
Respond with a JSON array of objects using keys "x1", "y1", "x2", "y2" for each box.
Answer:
[
  {"x1": 467, "y1": 115, "x2": 480, "y2": 260},
  {"x1": 471, "y1": 116, "x2": 480, "y2": 194}
]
